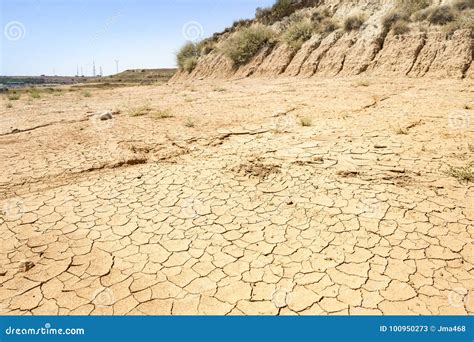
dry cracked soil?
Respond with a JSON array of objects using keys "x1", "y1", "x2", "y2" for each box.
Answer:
[{"x1": 0, "y1": 77, "x2": 473, "y2": 315}]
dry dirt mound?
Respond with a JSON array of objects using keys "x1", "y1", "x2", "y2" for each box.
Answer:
[{"x1": 172, "y1": 0, "x2": 473, "y2": 81}]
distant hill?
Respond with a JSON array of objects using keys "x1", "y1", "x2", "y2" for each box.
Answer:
[
  {"x1": 95, "y1": 68, "x2": 177, "y2": 85},
  {"x1": 0, "y1": 69, "x2": 177, "y2": 89},
  {"x1": 0, "y1": 75, "x2": 95, "y2": 87}
]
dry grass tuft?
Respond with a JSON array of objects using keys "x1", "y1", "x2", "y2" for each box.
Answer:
[
  {"x1": 281, "y1": 19, "x2": 314, "y2": 50},
  {"x1": 129, "y1": 104, "x2": 152, "y2": 117},
  {"x1": 221, "y1": 25, "x2": 276, "y2": 67},
  {"x1": 392, "y1": 20, "x2": 410, "y2": 35},
  {"x1": 299, "y1": 116, "x2": 313, "y2": 127},
  {"x1": 344, "y1": 14, "x2": 366, "y2": 31},
  {"x1": 153, "y1": 110, "x2": 174, "y2": 119},
  {"x1": 355, "y1": 80, "x2": 370, "y2": 87},
  {"x1": 446, "y1": 164, "x2": 474, "y2": 183},
  {"x1": 7, "y1": 93, "x2": 20, "y2": 101},
  {"x1": 427, "y1": 6, "x2": 457, "y2": 25},
  {"x1": 396, "y1": 127, "x2": 409, "y2": 135},
  {"x1": 184, "y1": 117, "x2": 195, "y2": 127},
  {"x1": 177, "y1": 42, "x2": 200, "y2": 73},
  {"x1": 30, "y1": 89, "x2": 41, "y2": 99}
]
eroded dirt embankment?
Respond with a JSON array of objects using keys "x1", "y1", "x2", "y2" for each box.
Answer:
[
  {"x1": 172, "y1": 28, "x2": 472, "y2": 81},
  {"x1": 171, "y1": 0, "x2": 473, "y2": 82}
]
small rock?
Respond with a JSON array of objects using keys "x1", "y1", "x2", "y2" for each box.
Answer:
[
  {"x1": 336, "y1": 170, "x2": 360, "y2": 177},
  {"x1": 18, "y1": 260, "x2": 35, "y2": 272},
  {"x1": 313, "y1": 156, "x2": 324, "y2": 163},
  {"x1": 99, "y1": 112, "x2": 113, "y2": 121},
  {"x1": 0, "y1": 270, "x2": 6, "y2": 276},
  {"x1": 389, "y1": 168, "x2": 406, "y2": 173},
  {"x1": 374, "y1": 144, "x2": 387, "y2": 149}
]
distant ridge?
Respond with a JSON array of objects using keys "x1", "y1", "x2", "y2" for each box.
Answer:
[{"x1": 97, "y1": 68, "x2": 177, "y2": 85}]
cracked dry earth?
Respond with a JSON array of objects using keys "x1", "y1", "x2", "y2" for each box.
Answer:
[{"x1": 0, "y1": 77, "x2": 473, "y2": 316}]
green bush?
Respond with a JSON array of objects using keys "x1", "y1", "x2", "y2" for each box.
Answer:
[
  {"x1": 311, "y1": 9, "x2": 331, "y2": 24},
  {"x1": 7, "y1": 93, "x2": 20, "y2": 101},
  {"x1": 396, "y1": 0, "x2": 430, "y2": 13},
  {"x1": 197, "y1": 39, "x2": 215, "y2": 55},
  {"x1": 453, "y1": 0, "x2": 474, "y2": 10},
  {"x1": 270, "y1": 0, "x2": 294, "y2": 20},
  {"x1": 281, "y1": 20, "x2": 314, "y2": 50},
  {"x1": 255, "y1": 0, "x2": 319, "y2": 24},
  {"x1": 392, "y1": 0, "x2": 430, "y2": 22},
  {"x1": 232, "y1": 19, "x2": 252, "y2": 29},
  {"x1": 443, "y1": 15, "x2": 474, "y2": 36},
  {"x1": 316, "y1": 18, "x2": 340, "y2": 34},
  {"x1": 256, "y1": 0, "x2": 293, "y2": 24},
  {"x1": 428, "y1": 6, "x2": 456, "y2": 25},
  {"x1": 382, "y1": 11, "x2": 409, "y2": 31},
  {"x1": 412, "y1": 7, "x2": 432, "y2": 21},
  {"x1": 30, "y1": 89, "x2": 41, "y2": 99},
  {"x1": 343, "y1": 14, "x2": 366, "y2": 31},
  {"x1": 182, "y1": 57, "x2": 198, "y2": 73},
  {"x1": 392, "y1": 20, "x2": 410, "y2": 35},
  {"x1": 221, "y1": 25, "x2": 276, "y2": 67},
  {"x1": 176, "y1": 42, "x2": 200, "y2": 72}
]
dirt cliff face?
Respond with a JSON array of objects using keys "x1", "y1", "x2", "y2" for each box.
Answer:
[{"x1": 171, "y1": 0, "x2": 473, "y2": 81}]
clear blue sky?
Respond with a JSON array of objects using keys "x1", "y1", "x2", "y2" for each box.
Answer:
[{"x1": 0, "y1": 0, "x2": 274, "y2": 76}]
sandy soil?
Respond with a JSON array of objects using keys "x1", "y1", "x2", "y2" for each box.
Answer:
[{"x1": 0, "y1": 77, "x2": 473, "y2": 315}]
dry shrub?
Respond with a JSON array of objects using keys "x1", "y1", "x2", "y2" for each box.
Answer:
[
  {"x1": 220, "y1": 25, "x2": 276, "y2": 67},
  {"x1": 428, "y1": 5, "x2": 457, "y2": 25},
  {"x1": 281, "y1": 19, "x2": 314, "y2": 49},
  {"x1": 392, "y1": 20, "x2": 411, "y2": 35},
  {"x1": 176, "y1": 42, "x2": 200, "y2": 72},
  {"x1": 453, "y1": 0, "x2": 474, "y2": 10},
  {"x1": 344, "y1": 14, "x2": 366, "y2": 31}
]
